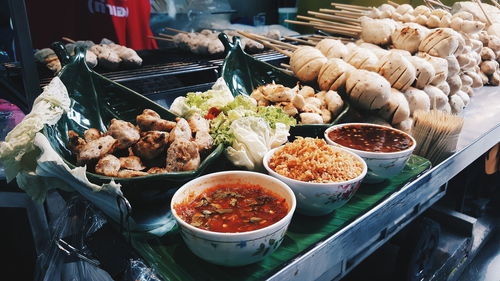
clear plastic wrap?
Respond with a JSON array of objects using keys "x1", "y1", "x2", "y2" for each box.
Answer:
[
  {"x1": 35, "y1": 196, "x2": 161, "y2": 281},
  {"x1": 35, "y1": 197, "x2": 112, "y2": 281}
]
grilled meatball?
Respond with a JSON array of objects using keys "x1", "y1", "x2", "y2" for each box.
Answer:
[
  {"x1": 133, "y1": 131, "x2": 169, "y2": 160},
  {"x1": 77, "y1": 136, "x2": 116, "y2": 164},
  {"x1": 165, "y1": 138, "x2": 200, "y2": 172},
  {"x1": 95, "y1": 154, "x2": 121, "y2": 176},
  {"x1": 108, "y1": 119, "x2": 140, "y2": 150},
  {"x1": 136, "y1": 109, "x2": 176, "y2": 132}
]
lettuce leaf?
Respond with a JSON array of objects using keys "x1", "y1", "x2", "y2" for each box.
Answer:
[{"x1": 225, "y1": 117, "x2": 289, "y2": 171}]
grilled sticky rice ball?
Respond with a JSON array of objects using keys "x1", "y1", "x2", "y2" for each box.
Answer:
[
  {"x1": 315, "y1": 39, "x2": 349, "y2": 59},
  {"x1": 377, "y1": 51, "x2": 416, "y2": 91},
  {"x1": 360, "y1": 17, "x2": 397, "y2": 46},
  {"x1": 290, "y1": 46, "x2": 327, "y2": 83},
  {"x1": 165, "y1": 138, "x2": 200, "y2": 172},
  {"x1": 345, "y1": 69, "x2": 391, "y2": 111},
  {"x1": 318, "y1": 58, "x2": 355, "y2": 91},
  {"x1": 392, "y1": 23, "x2": 429, "y2": 54}
]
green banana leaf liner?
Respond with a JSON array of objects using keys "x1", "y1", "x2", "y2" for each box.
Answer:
[
  {"x1": 219, "y1": 33, "x2": 351, "y2": 138},
  {"x1": 43, "y1": 43, "x2": 224, "y2": 228}
]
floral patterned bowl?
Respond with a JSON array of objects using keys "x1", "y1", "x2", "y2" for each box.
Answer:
[
  {"x1": 324, "y1": 123, "x2": 416, "y2": 183},
  {"x1": 170, "y1": 171, "x2": 296, "y2": 267},
  {"x1": 263, "y1": 146, "x2": 367, "y2": 216}
]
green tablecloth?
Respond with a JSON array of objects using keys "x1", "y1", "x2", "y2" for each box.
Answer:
[{"x1": 132, "y1": 155, "x2": 431, "y2": 281}]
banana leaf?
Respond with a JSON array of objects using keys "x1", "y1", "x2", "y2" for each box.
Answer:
[
  {"x1": 219, "y1": 33, "x2": 350, "y2": 138},
  {"x1": 43, "y1": 43, "x2": 224, "y2": 232}
]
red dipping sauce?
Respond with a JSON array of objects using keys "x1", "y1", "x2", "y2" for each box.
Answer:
[
  {"x1": 174, "y1": 184, "x2": 288, "y2": 233},
  {"x1": 327, "y1": 124, "x2": 413, "y2": 153}
]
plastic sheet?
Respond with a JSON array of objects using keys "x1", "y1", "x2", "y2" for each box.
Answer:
[
  {"x1": 35, "y1": 197, "x2": 112, "y2": 281},
  {"x1": 35, "y1": 196, "x2": 162, "y2": 281}
]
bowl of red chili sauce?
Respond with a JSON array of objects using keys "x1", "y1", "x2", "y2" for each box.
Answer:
[
  {"x1": 324, "y1": 123, "x2": 416, "y2": 183},
  {"x1": 171, "y1": 171, "x2": 296, "y2": 266}
]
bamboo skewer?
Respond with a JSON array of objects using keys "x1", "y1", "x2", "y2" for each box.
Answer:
[
  {"x1": 164, "y1": 27, "x2": 188, "y2": 34},
  {"x1": 285, "y1": 19, "x2": 361, "y2": 32},
  {"x1": 148, "y1": 36, "x2": 174, "y2": 42},
  {"x1": 297, "y1": 15, "x2": 358, "y2": 27},
  {"x1": 491, "y1": 0, "x2": 500, "y2": 9},
  {"x1": 238, "y1": 31, "x2": 297, "y2": 50},
  {"x1": 283, "y1": 36, "x2": 316, "y2": 46},
  {"x1": 426, "y1": 0, "x2": 451, "y2": 10},
  {"x1": 280, "y1": 63, "x2": 291, "y2": 69},
  {"x1": 474, "y1": 0, "x2": 493, "y2": 26},
  {"x1": 308, "y1": 11, "x2": 361, "y2": 23},
  {"x1": 387, "y1": 1, "x2": 400, "y2": 7},
  {"x1": 159, "y1": 33, "x2": 175, "y2": 38},
  {"x1": 319, "y1": 8, "x2": 365, "y2": 18},
  {"x1": 62, "y1": 37, "x2": 76, "y2": 43},
  {"x1": 331, "y1": 3, "x2": 371, "y2": 11},
  {"x1": 316, "y1": 27, "x2": 360, "y2": 37}
]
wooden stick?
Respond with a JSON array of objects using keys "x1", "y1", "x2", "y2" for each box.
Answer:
[
  {"x1": 280, "y1": 63, "x2": 291, "y2": 69},
  {"x1": 163, "y1": 27, "x2": 187, "y2": 34},
  {"x1": 310, "y1": 21, "x2": 361, "y2": 31},
  {"x1": 490, "y1": 0, "x2": 500, "y2": 9},
  {"x1": 62, "y1": 37, "x2": 76, "y2": 43},
  {"x1": 308, "y1": 11, "x2": 361, "y2": 23},
  {"x1": 426, "y1": 0, "x2": 451, "y2": 10},
  {"x1": 331, "y1": 3, "x2": 372, "y2": 11},
  {"x1": 159, "y1": 33, "x2": 175, "y2": 38},
  {"x1": 238, "y1": 31, "x2": 297, "y2": 50},
  {"x1": 283, "y1": 36, "x2": 316, "y2": 46},
  {"x1": 315, "y1": 26, "x2": 360, "y2": 37},
  {"x1": 297, "y1": 15, "x2": 361, "y2": 27},
  {"x1": 387, "y1": 1, "x2": 400, "y2": 7},
  {"x1": 319, "y1": 8, "x2": 365, "y2": 17},
  {"x1": 474, "y1": 0, "x2": 493, "y2": 26},
  {"x1": 247, "y1": 37, "x2": 292, "y2": 57},
  {"x1": 285, "y1": 19, "x2": 360, "y2": 32},
  {"x1": 148, "y1": 36, "x2": 174, "y2": 42},
  {"x1": 335, "y1": 6, "x2": 370, "y2": 13}
]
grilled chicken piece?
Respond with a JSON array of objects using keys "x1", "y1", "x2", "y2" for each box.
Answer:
[
  {"x1": 119, "y1": 156, "x2": 146, "y2": 171},
  {"x1": 136, "y1": 109, "x2": 176, "y2": 132},
  {"x1": 108, "y1": 119, "x2": 140, "y2": 150},
  {"x1": 116, "y1": 169, "x2": 148, "y2": 178},
  {"x1": 165, "y1": 138, "x2": 200, "y2": 172},
  {"x1": 169, "y1": 118, "x2": 192, "y2": 142},
  {"x1": 68, "y1": 130, "x2": 86, "y2": 153},
  {"x1": 77, "y1": 136, "x2": 116, "y2": 164},
  {"x1": 84, "y1": 128, "x2": 102, "y2": 142},
  {"x1": 147, "y1": 167, "x2": 168, "y2": 174},
  {"x1": 95, "y1": 154, "x2": 121, "y2": 176},
  {"x1": 133, "y1": 131, "x2": 169, "y2": 160}
]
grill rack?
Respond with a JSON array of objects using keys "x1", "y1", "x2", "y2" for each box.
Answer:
[{"x1": 39, "y1": 48, "x2": 288, "y2": 97}]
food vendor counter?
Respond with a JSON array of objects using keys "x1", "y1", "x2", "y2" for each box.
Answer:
[{"x1": 131, "y1": 86, "x2": 500, "y2": 281}]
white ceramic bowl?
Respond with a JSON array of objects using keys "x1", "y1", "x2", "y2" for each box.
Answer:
[
  {"x1": 263, "y1": 145, "x2": 367, "y2": 216},
  {"x1": 324, "y1": 123, "x2": 416, "y2": 183},
  {"x1": 170, "y1": 171, "x2": 296, "y2": 267}
]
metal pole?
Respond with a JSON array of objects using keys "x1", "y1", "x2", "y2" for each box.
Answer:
[{"x1": 8, "y1": 0, "x2": 40, "y2": 108}]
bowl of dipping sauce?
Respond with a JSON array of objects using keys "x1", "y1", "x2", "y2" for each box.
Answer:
[
  {"x1": 263, "y1": 137, "x2": 367, "y2": 216},
  {"x1": 324, "y1": 123, "x2": 416, "y2": 183},
  {"x1": 171, "y1": 171, "x2": 296, "y2": 266}
]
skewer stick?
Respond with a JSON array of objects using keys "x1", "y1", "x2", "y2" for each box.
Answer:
[
  {"x1": 319, "y1": 8, "x2": 365, "y2": 17},
  {"x1": 334, "y1": 6, "x2": 369, "y2": 13},
  {"x1": 283, "y1": 36, "x2": 316, "y2": 46},
  {"x1": 308, "y1": 11, "x2": 361, "y2": 23},
  {"x1": 298, "y1": 15, "x2": 360, "y2": 27},
  {"x1": 62, "y1": 37, "x2": 76, "y2": 43},
  {"x1": 159, "y1": 33, "x2": 175, "y2": 38},
  {"x1": 285, "y1": 19, "x2": 361, "y2": 32},
  {"x1": 316, "y1": 26, "x2": 360, "y2": 37},
  {"x1": 238, "y1": 31, "x2": 297, "y2": 50},
  {"x1": 490, "y1": 0, "x2": 500, "y2": 9},
  {"x1": 245, "y1": 37, "x2": 292, "y2": 57},
  {"x1": 387, "y1": 1, "x2": 400, "y2": 7},
  {"x1": 148, "y1": 36, "x2": 174, "y2": 42},
  {"x1": 331, "y1": 3, "x2": 372, "y2": 11},
  {"x1": 474, "y1": 0, "x2": 493, "y2": 26},
  {"x1": 163, "y1": 27, "x2": 188, "y2": 34},
  {"x1": 426, "y1": 0, "x2": 451, "y2": 10},
  {"x1": 280, "y1": 63, "x2": 291, "y2": 69}
]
